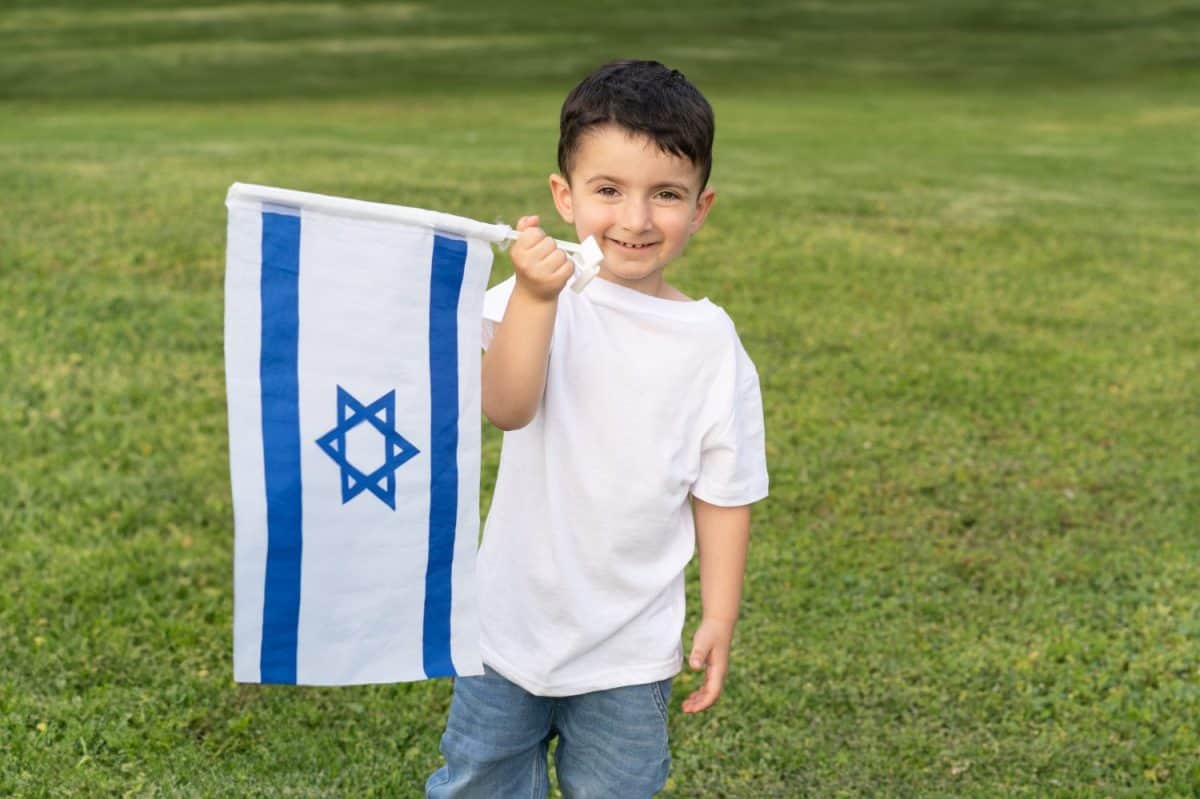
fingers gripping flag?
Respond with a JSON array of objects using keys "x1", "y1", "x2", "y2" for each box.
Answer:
[{"x1": 224, "y1": 183, "x2": 493, "y2": 685}]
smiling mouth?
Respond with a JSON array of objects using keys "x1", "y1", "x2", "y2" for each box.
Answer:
[{"x1": 608, "y1": 237, "x2": 658, "y2": 250}]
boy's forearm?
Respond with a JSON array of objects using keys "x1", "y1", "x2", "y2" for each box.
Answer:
[
  {"x1": 482, "y1": 284, "x2": 558, "y2": 430},
  {"x1": 692, "y1": 499, "x2": 751, "y2": 624}
]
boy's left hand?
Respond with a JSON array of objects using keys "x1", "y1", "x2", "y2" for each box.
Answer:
[{"x1": 681, "y1": 617, "x2": 735, "y2": 714}]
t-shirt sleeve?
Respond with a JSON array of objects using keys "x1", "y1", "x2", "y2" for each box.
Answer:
[
  {"x1": 691, "y1": 339, "x2": 769, "y2": 507},
  {"x1": 481, "y1": 275, "x2": 516, "y2": 351}
]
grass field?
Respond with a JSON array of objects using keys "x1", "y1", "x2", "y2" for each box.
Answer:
[{"x1": 2, "y1": 2, "x2": 1199, "y2": 796}]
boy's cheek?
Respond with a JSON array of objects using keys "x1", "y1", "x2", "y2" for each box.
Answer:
[{"x1": 571, "y1": 212, "x2": 607, "y2": 242}]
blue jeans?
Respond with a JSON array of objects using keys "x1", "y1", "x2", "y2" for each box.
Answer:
[{"x1": 426, "y1": 665, "x2": 673, "y2": 798}]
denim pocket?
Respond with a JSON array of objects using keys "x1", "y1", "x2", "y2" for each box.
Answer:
[{"x1": 650, "y1": 677, "x2": 672, "y2": 722}]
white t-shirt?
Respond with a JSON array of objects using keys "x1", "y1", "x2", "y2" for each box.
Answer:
[{"x1": 477, "y1": 274, "x2": 768, "y2": 696}]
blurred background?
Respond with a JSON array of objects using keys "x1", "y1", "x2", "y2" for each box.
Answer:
[{"x1": 1, "y1": 2, "x2": 1197, "y2": 796}]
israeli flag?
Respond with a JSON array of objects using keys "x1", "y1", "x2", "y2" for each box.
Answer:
[{"x1": 224, "y1": 183, "x2": 495, "y2": 685}]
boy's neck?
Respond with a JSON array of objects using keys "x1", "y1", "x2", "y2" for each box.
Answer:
[{"x1": 596, "y1": 270, "x2": 693, "y2": 302}]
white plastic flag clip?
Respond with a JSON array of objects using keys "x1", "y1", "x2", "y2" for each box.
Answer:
[
  {"x1": 496, "y1": 226, "x2": 603, "y2": 293},
  {"x1": 561, "y1": 235, "x2": 603, "y2": 293}
]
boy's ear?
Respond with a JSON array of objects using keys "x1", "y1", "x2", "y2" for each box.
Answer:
[
  {"x1": 549, "y1": 173, "x2": 574, "y2": 224},
  {"x1": 688, "y1": 187, "x2": 717, "y2": 234}
]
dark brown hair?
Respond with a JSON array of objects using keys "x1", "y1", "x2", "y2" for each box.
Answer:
[{"x1": 557, "y1": 60, "x2": 715, "y2": 190}]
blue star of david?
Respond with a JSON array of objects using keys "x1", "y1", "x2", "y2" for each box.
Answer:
[{"x1": 315, "y1": 386, "x2": 420, "y2": 510}]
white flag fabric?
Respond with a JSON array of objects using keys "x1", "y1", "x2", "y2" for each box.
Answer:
[{"x1": 224, "y1": 183, "x2": 494, "y2": 685}]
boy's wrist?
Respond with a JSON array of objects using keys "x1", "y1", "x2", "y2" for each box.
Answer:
[
  {"x1": 511, "y1": 277, "x2": 562, "y2": 306},
  {"x1": 699, "y1": 614, "x2": 738, "y2": 629}
]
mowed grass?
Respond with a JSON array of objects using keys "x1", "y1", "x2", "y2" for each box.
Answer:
[{"x1": 2, "y1": 2, "x2": 1199, "y2": 797}]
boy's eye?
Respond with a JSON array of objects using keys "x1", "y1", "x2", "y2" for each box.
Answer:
[
  {"x1": 656, "y1": 191, "x2": 681, "y2": 201},
  {"x1": 597, "y1": 186, "x2": 619, "y2": 197}
]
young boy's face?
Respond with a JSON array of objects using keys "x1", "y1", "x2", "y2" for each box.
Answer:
[{"x1": 549, "y1": 124, "x2": 715, "y2": 296}]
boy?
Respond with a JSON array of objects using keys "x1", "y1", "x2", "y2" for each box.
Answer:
[{"x1": 426, "y1": 60, "x2": 768, "y2": 798}]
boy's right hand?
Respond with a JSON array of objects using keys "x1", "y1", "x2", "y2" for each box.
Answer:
[{"x1": 509, "y1": 215, "x2": 573, "y2": 302}]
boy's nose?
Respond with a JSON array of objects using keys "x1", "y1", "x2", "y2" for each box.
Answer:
[{"x1": 618, "y1": 198, "x2": 653, "y2": 232}]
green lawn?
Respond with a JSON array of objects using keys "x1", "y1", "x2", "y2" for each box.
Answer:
[{"x1": 2, "y1": 2, "x2": 1198, "y2": 796}]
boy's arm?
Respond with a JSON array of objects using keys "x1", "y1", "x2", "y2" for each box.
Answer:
[
  {"x1": 482, "y1": 215, "x2": 574, "y2": 431},
  {"x1": 681, "y1": 497, "x2": 751, "y2": 714}
]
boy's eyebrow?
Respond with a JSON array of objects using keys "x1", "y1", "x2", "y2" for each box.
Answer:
[{"x1": 585, "y1": 175, "x2": 692, "y2": 194}]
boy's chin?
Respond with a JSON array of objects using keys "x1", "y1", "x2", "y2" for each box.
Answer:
[{"x1": 598, "y1": 262, "x2": 664, "y2": 285}]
